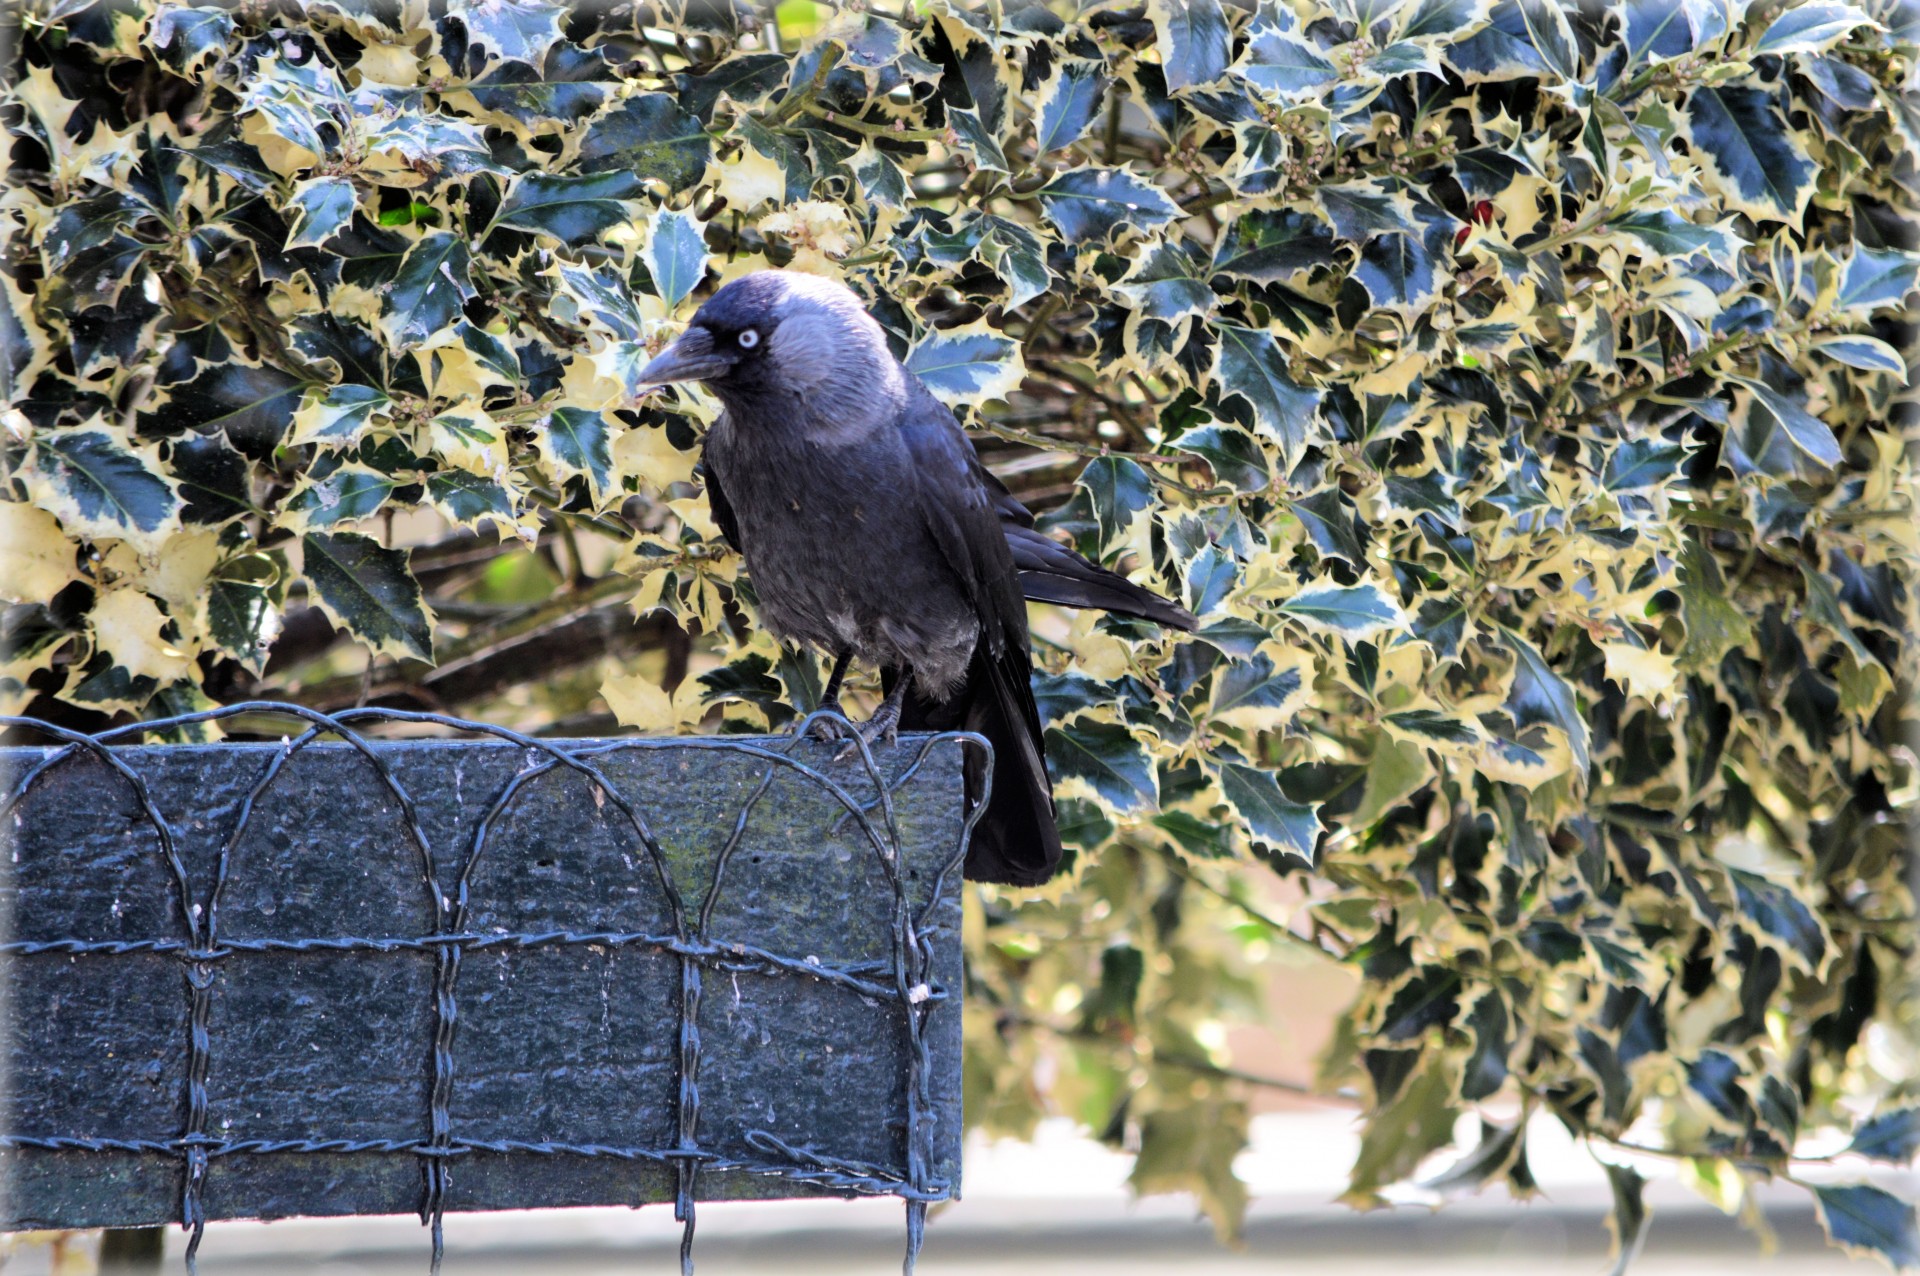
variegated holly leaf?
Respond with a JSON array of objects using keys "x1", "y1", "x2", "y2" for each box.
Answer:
[
  {"x1": 906, "y1": 325, "x2": 1024, "y2": 403},
  {"x1": 289, "y1": 385, "x2": 389, "y2": 448},
  {"x1": 573, "y1": 93, "x2": 710, "y2": 191},
  {"x1": 1037, "y1": 167, "x2": 1179, "y2": 244},
  {"x1": 1213, "y1": 323, "x2": 1324, "y2": 466},
  {"x1": 379, "y1": 232, "x2": 474, "y2": 350},
  {"x1": 300, "y1": 531, "x2": 433, "y2": 662},
  {"x1": 1033, "y1": 60, "x2": 1107, "y2": 154},
  {"x1": 542, "y1": 405, "x2": 615, "y2": 503},
  {"x1": 1680, "y1": 85, "x2": 1818, "y2": 226},
  {"x1": 489, "y1": 170, "x2": 647, "y2": 245},
  {"x1": 1214, "y1": 760, "x2": 1322, "y2": 866},
  {"x1": 1279, "y1": 583, "x2": 1404, "y2": 638},
  {"x1": 25, "y1": 428, "x2": 181, "y2": 552},
  {"x1": 284, "y1": 176, "x2": 357, "y2": 249},
  {"x1": 642, "y1": 207, "x2": 709, "y2": 308}
]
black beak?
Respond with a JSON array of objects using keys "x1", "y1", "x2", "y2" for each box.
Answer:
[{"x1": 637, "y1": 326, "x2": 733, "y2": 386}]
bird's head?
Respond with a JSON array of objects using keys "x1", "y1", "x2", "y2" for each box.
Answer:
[{"x1": 637, "y1": 270, "x2": 903, "y2": 418}]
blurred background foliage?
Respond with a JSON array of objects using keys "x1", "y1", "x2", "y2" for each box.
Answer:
[{"x1": 2, "y1": 0, "x2": 1918, "y2": 1266}]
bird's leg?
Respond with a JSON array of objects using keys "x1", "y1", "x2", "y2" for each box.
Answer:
[
  {"x1": 805, "y1": 648, "x2": 854, "y2": 742},
  {"x1": 836, "y1": 665, "x2": 909, "y2": 760}
]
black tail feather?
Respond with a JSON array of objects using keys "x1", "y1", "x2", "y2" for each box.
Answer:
[
  {"x1": 1005, "y1": 525, "x2": 1197, "y2": 631},
  {"x1": 892, "y1": 641, "x2": 1063, "y2": 887}
]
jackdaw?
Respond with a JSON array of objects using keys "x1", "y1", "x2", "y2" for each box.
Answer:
[{"x1": 637, "y1": 270, "x2": 1193, "y2": 885}]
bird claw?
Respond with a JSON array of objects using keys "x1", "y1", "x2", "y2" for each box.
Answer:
[
  {"x1": 803, "y1": 713, "x2": 852, "y2": 744},
  {"x1": 832, "y1": 703, "x2": 901, "y2": 763}
]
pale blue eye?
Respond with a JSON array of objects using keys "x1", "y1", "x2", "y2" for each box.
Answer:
[{"x1": 738, "y1": 329, "x2": 760, "y2": 349}]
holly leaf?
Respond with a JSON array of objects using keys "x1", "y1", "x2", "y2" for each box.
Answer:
[
  {"x1": 284, "y1": 176, "x2": 357, "y2": 250},
  {"x1": 1077, "y1": 455, "x2": 1154, "y2": 549},
  {"x1": 1498, "y1": 625, "x2": 1590, "y2": 773},
  {"x1": 489, "y1": 170, "x2": 646, "y2": 245},
  {"x1": 1153, "y1": 0, "x2": 1231, "y2": 90},
  {"x1": 1850, "y1": 1109, "x2": 1920, "y2": 1165},
  {"x1": 1033, "y1": 60, "x2": 1107, "y2": 154},
  {"x1": 643, "y1": 207, "x2": 710, "y2": 308},
  {"x1": 26, "y1": 428, "x2": 181, "y2": 551},
  {"x1": 380, "y1": 232, "x2": 474, "y2": 350},
  {"x1": 542, "y1": 406, "x2": 614, "y2": 503},
  {"x1": 283, "y1": 465, "x2": 401, "y2": 530},
  {"x1": 574, "y1": 93, "x2": 710, "y2": 191},
  {"x1": 1212, "y1": 322, "x2": 1322, "y2": 466},
  {"x1": 1751, "y1": 3, "x2": 1874, "y2": 55},
  {"x1": 1813, "y1": 1184, "x2": 1920, "y2": 1269},
  {"x1": 300, "y1": 531, "x2": 433, "y2": 663},
  {"x1": 1215, "y1": 761, "x2": 1321, "y2": 865},
  {"x1": 1279, "y1": 583, "x2": 1404, "y2": 638},
  {"x1": 1681, "y1": 85, "x2": 1818, "y2": 226},
  {"x1": 906, "y1": 325, "x2": 1024, "y2": 403},
  {"x1": 1037, "y1": 167, "x2": 1179, "y2": 245},
  {"x1": 289, "y1": 384, "x2": 389, "y2": 449},
  {"x1": 1046, "y1": 719, "x2": 1160, "y2": 814}
]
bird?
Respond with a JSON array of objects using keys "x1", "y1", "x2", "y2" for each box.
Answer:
[{"x1": 636, "y1": 270, "x2": 1193, "y2": 885}]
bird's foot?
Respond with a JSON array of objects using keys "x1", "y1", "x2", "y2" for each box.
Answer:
[
  {"x1": 802, "y1": 710, "x2": 853, "y2": 744},
  {"x1": 832, "y1": 699, "x2": 901, "y2": 762}
]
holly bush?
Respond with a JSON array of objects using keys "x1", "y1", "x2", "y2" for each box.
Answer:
[{"x1": 3, "y1": 0, "x2": 1918, "y2": 1265}]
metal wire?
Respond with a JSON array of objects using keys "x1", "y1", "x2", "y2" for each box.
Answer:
[{"x1": 0, "y1": 702, "x2": 989, "y2": 1275}]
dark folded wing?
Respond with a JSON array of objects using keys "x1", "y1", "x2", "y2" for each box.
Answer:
[{"x1": 1005, "y1": 523, "x2": 1197, "y2": 630}]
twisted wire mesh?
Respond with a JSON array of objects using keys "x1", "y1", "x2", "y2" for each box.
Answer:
[{"x1": 0, "y1": 702, "x2": 985, "y2": 1275}]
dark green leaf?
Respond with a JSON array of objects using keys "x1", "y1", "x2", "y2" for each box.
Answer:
[
  {"x1": 1037, "y1": 168, "x2": 1179, "y2": 245},
  {"x1": 1354, "y1": 231, "x2": 1444, "y2": 312},
  {"x1": 286, "y1": 466, "x2": 400, "y2": 528},
  {"x1": 1213, "y1": 209, "x2": 1336, "y2": 284},
  {"x1": 1601, "y1": 1161, "x2": 1650, "y2": 1276},
  {"x1": 427, "y1": 470, "x2": 517, "y2": 528},
  {"x1": 1850, "y1": 1109, "x2": 1920, "y2": 1165},
  {"x1": 284, "y1": 176, "x2": 357, "y2": 250},
  {"x1": 1045, "y1": 719, "x2": 1160, "y2": 814},
  {"x1": 381, "y1": 232, "x2": 474, "y2": 350},
  {"x1": 643, "y1": 208, "x2": 709, "y2": 308},
  {"x1": 1279, "y1": 584, "x2": 1402, "y2": 637},
  {"x1": 43, "y1": 194, "x2": 145, "y2": 272},
  {"x1": 1814, "y1": 1184, "x2": 1920, "y2": 1269},
  {"x1": 149, "y1": 6, "x2": 232, "y2": 71},
  {"x1": 1216, "y1": 761, "x2": 1321, "y2": 865},
  {"x1": 1683, "y1": 85, "x2": 1818, "y2": 224},
  {"x1": 1499, "y1": 625, "x2": 1589, "y2": 772},
  {"x1": 1728, "y1": 867, "x2": 1826, "y2": 968},
  {"x1": 1837, "y1": 247, "x2": 1920, "y2": 312},
  {"x1": 458, "y1": 0, "x2": 565, "y2": 67},
  {"x1": 1156, "y1": 0, "x2": 1231, "y2": 90},
  {"x1": 544, "y1": 406, "x2": 614, "y2": 502},
  {"x1": 1033, "y1": 61, "x2": 1107, "y2": 154},
  {"x1": 1213, "y1": 323, "x2": 1322, "y2": 465},
  {"x1": 574, "y1": 93, "x2": 710, "y2": 191},
  {"x1": 29, "y1": 430, "x2": 179, "y2": 543},
  {"x1": 1178, "y1": 423, "x2": 1271, "y2": 492},
  {"x1": 1752, "y1": 3, "x2": 1873, "y2": 54},
  {"x1": 1239, "y1": 26, "x2": 1339, "y2": 96},
  {"x1": 1077, "y1": 456, "x2": 1154, "y2": 549},
  {"x1": 491, "y1": 170, "x2": 646, "y2": 245},
  {"x1": 1288, "y1": 489, "x2": 1366, "y2": 563},
  {"x1": 1604, "y1": 438, "x2": 1687, "y2": 491},
  {"x1": 905, "y1": 329, "x2": 1020, "y2": 400},
  {"x1": 301, "y1": 531, "x2": 433, "y2": 662},
  {"x1": 949, "y1": 107, "x2": 1009, "y2": 174}
]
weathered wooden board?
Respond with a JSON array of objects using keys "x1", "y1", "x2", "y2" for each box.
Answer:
[{"x1": 0, "y1": 727, "x2": 969, "y2": 1235}]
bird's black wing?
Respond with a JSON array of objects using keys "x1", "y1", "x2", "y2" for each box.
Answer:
[
  {"x1": 1006, "y1": 523, "x2": 1198, "y2": 631},
  {"x1": 895, "y1": 381, "x2": 1062, "y2": 885},
  {"x1": 696, "y1": 418, "x2": 743, "y2": 553}
]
